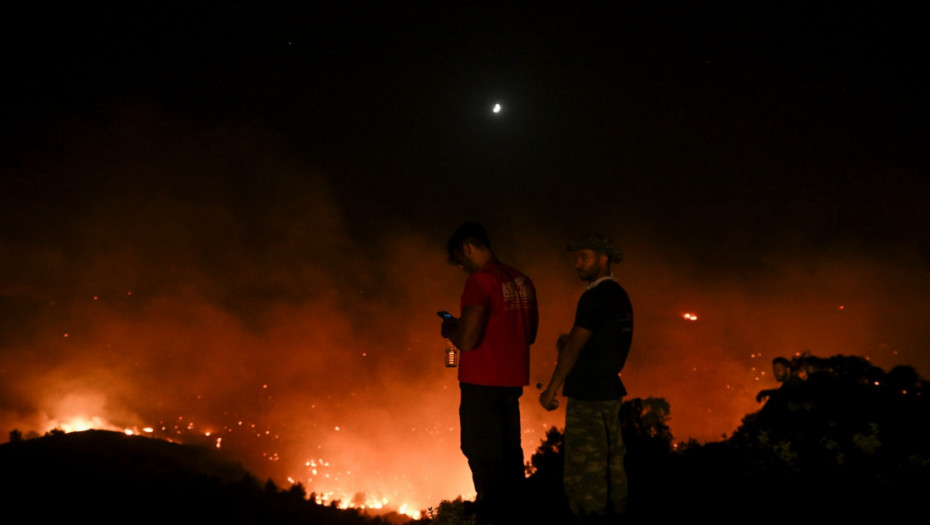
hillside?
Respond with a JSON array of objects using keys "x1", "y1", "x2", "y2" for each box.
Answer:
[
  {"x1": 518, "y1": 355, "x2": 930, "y2": 523},
  {"x1": 4, "y1": 354, "x2": 929, "y2": 524},
  {"x1": 0, "y1": 429, "x2": 403, "y2": 524}
]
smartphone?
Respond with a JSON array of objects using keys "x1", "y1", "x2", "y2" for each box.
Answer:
[{"x1": 437, "y1": 311, "x2": 454, "y2": 319}]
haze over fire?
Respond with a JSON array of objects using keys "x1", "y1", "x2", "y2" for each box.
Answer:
[{"x1": 2, "y1": 120, "x2": 928, "y2": 513}]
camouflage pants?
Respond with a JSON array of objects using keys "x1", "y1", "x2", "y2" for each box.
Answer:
[{"x1": 564, "y1": 397, "x2": 628, "y2": 517}]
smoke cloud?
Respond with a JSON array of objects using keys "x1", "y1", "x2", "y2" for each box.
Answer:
[{"x1": 2, "y1": 107, "x2": 928, "y2": 512}]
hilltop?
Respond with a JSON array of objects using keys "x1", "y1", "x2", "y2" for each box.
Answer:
[
  {"x1": 0, "y1": 429, "x2": 408, "y2": 524},
  {"x1": 4, "y1": 354, "x2": 929, "y2": 524}
]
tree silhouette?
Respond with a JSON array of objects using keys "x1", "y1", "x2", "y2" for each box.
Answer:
[
  {"x1": 514, "y1": 356, "x2": 930, "y2": 522},
  {"x1": 620, "y1": 396, "x2": 672, "y2": 453}
]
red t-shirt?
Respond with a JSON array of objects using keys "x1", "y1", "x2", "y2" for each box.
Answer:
[{"x1": 458, "y1": 262, "x2": 538, "y2": 386}]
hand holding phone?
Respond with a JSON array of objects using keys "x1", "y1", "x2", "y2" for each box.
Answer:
[{"x1": 438, "y1": 311, "x2": 456, "y2": 339}]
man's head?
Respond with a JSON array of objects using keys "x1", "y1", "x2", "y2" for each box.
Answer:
[
  {"x1": 567, "y1": 234, "x2": 622, "y2": 283},
  {"x1": 447, "y1": 222, "x2": 494, "y2": 274},
  {"x1": 772, "y1": 357, "x2": 792, "y2": 383}
]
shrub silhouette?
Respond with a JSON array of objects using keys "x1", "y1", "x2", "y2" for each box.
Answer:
[{"x1": 429, "y1": 354, "x2": 930, "y2": 523}]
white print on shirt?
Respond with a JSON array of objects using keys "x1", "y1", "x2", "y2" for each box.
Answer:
[{"x1": 502, "y1": 276, "x2": 534, "y2": 310}]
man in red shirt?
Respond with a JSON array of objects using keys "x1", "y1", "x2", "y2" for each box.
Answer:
[{"x1": 441, "y1": 222, "x2": 538, "y2": 525}]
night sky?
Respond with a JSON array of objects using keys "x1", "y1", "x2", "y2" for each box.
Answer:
[{"x1": 2, "y1": 2, "x2": 928, "y2": 513}]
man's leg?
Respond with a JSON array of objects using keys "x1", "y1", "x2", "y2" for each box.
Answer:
[
  {"x1": 460, "y1": 384, "x2": 524, "y2": 523},
  {"x1": 604, "y1": 398, "x2": 628, "y2": 515},
  {"x1": 564, "y1": 398, "x2": 626, "y2": 518},
  {"x1": 500, "y1": 386, "x2": 526, "y2": 521}
]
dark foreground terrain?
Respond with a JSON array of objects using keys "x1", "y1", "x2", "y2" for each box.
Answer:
[
  {"x1": 3, "y1": 355, "x2": 929, "y2": 524},
  {"x1": 0, "y1": 429, "x2": 405, "y2": 524},
  {"x1": 516, "y1": 355, "x2": 930, "y2": 524}
]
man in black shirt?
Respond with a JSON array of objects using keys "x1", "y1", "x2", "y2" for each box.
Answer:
[{"x1": 539, "y1": 234, "x2": 633, "y2": 523}]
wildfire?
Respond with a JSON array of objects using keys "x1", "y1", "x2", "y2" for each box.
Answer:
[
  {"x1": 9, "y1": 293, "x2": 483, "y2": 523},
  {"x1": 53, "y1": 416, "x2": 112, "y2": 433},
  {"x1": 307, "y1": 488, "x2": 421, "y2": 520},
  {"x1": 24, "y1": 405, "x2": 428, "y2": 522}
]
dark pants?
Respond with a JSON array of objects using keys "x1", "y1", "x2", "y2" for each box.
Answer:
[{"x1": 459, "y1": 382, "x2": 525, "y2": 524}]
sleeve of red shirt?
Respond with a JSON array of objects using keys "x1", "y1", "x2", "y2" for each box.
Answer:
[
  {"x1": 527, "y1": 278, "x2": 539, "y2": 345},
  {"x1": 461, "y1": 272, "x2": 493, "y2": 310}
]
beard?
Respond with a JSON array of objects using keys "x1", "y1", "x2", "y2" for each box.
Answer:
[{"x1": 577, "y1": 266, "x2": 600, "y2": 282}]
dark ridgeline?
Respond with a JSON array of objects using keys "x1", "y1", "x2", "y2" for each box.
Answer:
[
  {"x1": 0, "y1": 429, "x2": 411, "y2": 525},
  {"x1": 434, "y1": 353, "x2": 929, "y2": 523},
  {"x1": 4, "y1": 354, "x2": 928, "y2": 524}
]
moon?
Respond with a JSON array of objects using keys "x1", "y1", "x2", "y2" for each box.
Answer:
[{"x1": 492, "y1": 103, "x2": 502, "y2": 114}]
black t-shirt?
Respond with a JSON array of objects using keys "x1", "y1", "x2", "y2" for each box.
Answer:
[{"x1": 563, "y1": 279, "x2": 633, "y2": 401}]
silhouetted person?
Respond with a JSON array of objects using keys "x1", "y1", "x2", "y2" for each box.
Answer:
[
  {"x1": 756, "y1": 357, "x2": 801, "y2": 403},
  {"x1": 539, "y1": 234, "x2": 633, "y2": 523},
  {"x1": 440, "y1": 222, "x2": 538, "y2": 525}
]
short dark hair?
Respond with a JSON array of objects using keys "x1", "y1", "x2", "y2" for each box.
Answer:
[
  {"x1": 772, "y1": 357, "x2": 791, "y2": 367},
  {"x1": 447, "y1": 222, "x2": 491, "y2": 264}
]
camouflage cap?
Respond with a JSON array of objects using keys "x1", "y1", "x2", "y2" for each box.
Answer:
[{"x1": 567, "y1": 233, "x2": 624, "y2": 263}]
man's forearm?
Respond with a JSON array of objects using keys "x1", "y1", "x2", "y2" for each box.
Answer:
[
  {"x1": 545, "y1": 344, "x2": 581, "y2": 391},
  {"x1": 451, "y1": 305, "x2": 487, "y2": 351}
]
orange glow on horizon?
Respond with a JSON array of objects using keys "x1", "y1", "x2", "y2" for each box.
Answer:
[{"x1": 3, "y1": 231, "x2": 927, "y2": 518}]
